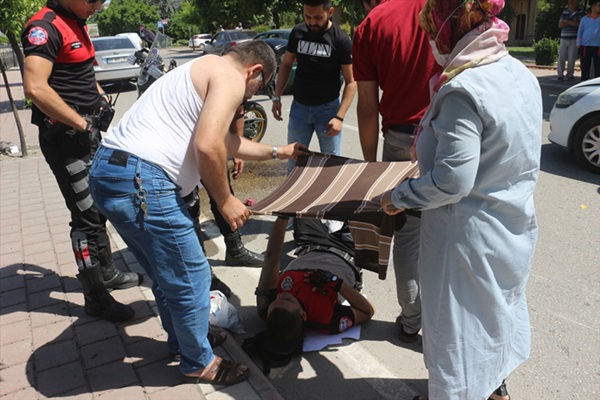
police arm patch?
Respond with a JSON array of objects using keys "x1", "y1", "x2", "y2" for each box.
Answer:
[{"x1": 28, "y1": 27, "x2": 49, "y2": 46}]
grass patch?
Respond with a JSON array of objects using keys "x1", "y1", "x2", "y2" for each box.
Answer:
[{"x1": 508, "y1": 47, "x2": 535, "y2": 63}]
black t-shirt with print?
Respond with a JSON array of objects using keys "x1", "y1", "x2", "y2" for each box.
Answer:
[{"x1": 287, "y1": 22, "x2": 352, "y2": 106}]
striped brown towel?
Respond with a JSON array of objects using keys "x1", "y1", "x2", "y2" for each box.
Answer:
[{"x1": 249, "y1": 153, "x2": 420, "y2": 279}]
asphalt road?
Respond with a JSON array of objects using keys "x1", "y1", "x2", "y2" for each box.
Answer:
[{"x1": 104, "y1": 49, "x2": 600, "y2": 399}]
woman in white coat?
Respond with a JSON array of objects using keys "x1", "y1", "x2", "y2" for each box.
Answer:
[{"x1": 382, "y1": 1, "x2": 542, "y2": 399}]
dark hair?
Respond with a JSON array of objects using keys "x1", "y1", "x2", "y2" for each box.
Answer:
[
  {"x1": 226, "y1": 40, "x2": 277, "y2": 82},
  {"x1": 266, "y1": 306, "x2": 304, "y2": 345},
  {"x1": 303, "y1": 0, "x2": 333, "y2": 9}
]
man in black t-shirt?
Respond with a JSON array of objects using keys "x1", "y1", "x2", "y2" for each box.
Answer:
[{"x1": 271, "y1": 0, "x2": 356, "y2": 173}]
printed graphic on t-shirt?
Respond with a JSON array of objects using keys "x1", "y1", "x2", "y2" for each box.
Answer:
[
  {"x1": 281, "y1": 276, "x2": 294, "y2": 291},
  {"x1": 297, "y1": 40, "x2": 331, "y2": 58},
  {"x1": 71, "y1": 42, "x2": 82, "y2": 49},
  {"x1": 28, "y1": 27, "x2": 48, "y2": 45}
]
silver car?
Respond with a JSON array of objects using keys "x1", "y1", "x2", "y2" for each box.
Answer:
[
  {"x1": 91, "y1": 36, "x2": 140, "y2": 83},
  {"x1": 189, "y1": 33, "x2": 213, "y2": 51}
]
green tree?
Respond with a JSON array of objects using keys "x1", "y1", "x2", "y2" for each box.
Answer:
[
  {"x1": 0, "y1": 0, "x2": 45, "y2": 76},
  {"x1": 166, "y1": 0, "x2": 205, "y2": 40},
  {"x1": 535, "y1": 0, "x2": 563, "y2": 40},
  {"x1": 194, "y1": 0, "x2": 275, "y2": 31},
  {"x1": 96, "y1": 0, "x2": 161, "y2": 36}
]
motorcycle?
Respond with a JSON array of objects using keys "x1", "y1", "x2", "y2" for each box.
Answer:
[{"x1": 128, "y1": 34, "x2": 268, "y2": 143}]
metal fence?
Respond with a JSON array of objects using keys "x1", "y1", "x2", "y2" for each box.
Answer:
[{"x1": 0, "y1": 46, "x2": 20, "y2": 70}]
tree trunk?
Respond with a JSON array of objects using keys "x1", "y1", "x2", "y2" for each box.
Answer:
[
  {"x1": 7, "y1": 31, "x2": 25, "y2": 78},
  {"x1": 0, "y1": 59, "x2": 28, "y2": 157}
]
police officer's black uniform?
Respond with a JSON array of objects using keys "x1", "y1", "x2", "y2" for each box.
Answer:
[{"x1": 21, "y1": 0, "x2": 141, "y2": 321}]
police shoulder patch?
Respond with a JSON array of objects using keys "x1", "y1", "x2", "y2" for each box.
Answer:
[
  {"x1": 339, "y1": 316, "x2": 353, "y2": 332},
  {"x1": 28, "y1": 26, "x2": 48, "y2": 46}
]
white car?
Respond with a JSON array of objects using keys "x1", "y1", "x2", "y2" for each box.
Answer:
[
  {"x1": 549, "y1": 77, "x2": 600, "y2": 174},
  {"x1": 116, "y1": 32, "x2": 143, "y2": 50},
  {"x1": 188, "y1": 33, "x2": 213, "y2": 51},
  {"x1": 91, "y1": 36, "x2": 140, "y2": 83}
]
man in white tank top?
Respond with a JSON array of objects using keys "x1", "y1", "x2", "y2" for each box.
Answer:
[{"x1": 89, "y1": 41, "x2": 309, "y2": 385}]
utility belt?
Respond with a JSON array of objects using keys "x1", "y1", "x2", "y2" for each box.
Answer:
[
  {"x1": 295, "y1": 244, "x2": 363, "y2": 290},
  {"x1": 43, "y1": 103, "x2": 114, "y2": 133},
  {"x1": 387, "y1": 124, "x2": 416, "y2": 134}
]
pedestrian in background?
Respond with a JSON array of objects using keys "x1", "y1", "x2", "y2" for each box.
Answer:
[
  {"x1": 557, "y1": 0, "x2": 585, "y2": 81},
  {"x1": 577, "y1": 0, "x2": 600, "y2": 81},
  {"x1": 139, "y1": 24, "x2": 156, "y2": 48},
  {"x1": 271, "y1": 0, "x2": 356, "y2": 173},
  {"x1": 21, "y1": 0, "x2": 142, "y2": 323},
  {"x1": 352, "y1": 0, "x2": 440, "y2": 343},
  {"x1": 382, "y1": 0, "x2": 542, "y2": 398}
]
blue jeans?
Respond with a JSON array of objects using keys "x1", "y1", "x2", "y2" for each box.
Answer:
[
  {"x1": 287, "y1": 98, "x2": 341, "y2": 173},
  {"x1": 89, "y1": 145, "x2": 214, "y2": 374}
]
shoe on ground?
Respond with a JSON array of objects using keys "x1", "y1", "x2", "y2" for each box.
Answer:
[
  {"x1": 567, "y1": 76, "x2": 574, "y2": 80},
  {"x1": 396, "y1": 315, "x2": 420, "y2": 343},
  {"x1": 557, "y1": 76, "x2": 564, "y2": 81}
]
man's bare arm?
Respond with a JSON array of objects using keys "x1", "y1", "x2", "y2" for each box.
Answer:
[
  {"x1": 256, "y1": 217, "x2": 288, "y2": 317},
  {"x1": 356, "y1": 80, "x2": 380, "y2": 161},
  {"x1": 339, "y1": 282, "x2": 375, "y2": 325}
]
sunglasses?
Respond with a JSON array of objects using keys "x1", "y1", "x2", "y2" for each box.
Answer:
[
  {"x1": 260, "y1": 69, "x2": 274, "y2": 98},
  {"x1": 86, "y1": 0, "x2": 107, "y2": 4}
]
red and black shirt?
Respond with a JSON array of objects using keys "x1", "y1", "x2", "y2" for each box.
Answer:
[
  {"x1": 277, "y1": 270, "x2": 355, "y2": 334},
  {"x1": 21, "y1": 0, "x2": 99, "y2": 125}
]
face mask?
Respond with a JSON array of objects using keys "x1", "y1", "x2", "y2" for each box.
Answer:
[{"x1": 430, "y1": 40, "x2": 450, "y2": 67}]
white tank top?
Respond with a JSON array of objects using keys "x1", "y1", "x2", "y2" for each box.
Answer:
[{"x1": 102, "y1": 57, "x2": 206, "y2": 196}]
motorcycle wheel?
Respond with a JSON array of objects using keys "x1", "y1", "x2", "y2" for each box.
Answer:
[{"x1": 244, "y1": 101, "x2": 268, "y2": 143}]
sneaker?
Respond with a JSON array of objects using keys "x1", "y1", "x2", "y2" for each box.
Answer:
[
  {"x1": 557, "y1": 76, "x2": 564, "y2": 81},
  {"x1": 396, "y1": 315, "x2": 420, "y2": 343},
  {"x1": 399, "y1": 323, "x2": 420, "y2": 343},
  {"x1": 567, "y1": 76, "x2": 574, "y2": 80}
]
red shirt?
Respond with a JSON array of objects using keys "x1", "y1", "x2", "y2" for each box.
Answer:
[
  {"x1": 278, "y1": 270, "x2": 355, "y2": 334},
  {"x1": 352, "y1": 0, "x2": 441, "y2": 132}
]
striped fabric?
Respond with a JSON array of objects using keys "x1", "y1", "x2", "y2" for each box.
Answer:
[{"x1": 249, "y1": 153, "x2": 420, "y2": 279}]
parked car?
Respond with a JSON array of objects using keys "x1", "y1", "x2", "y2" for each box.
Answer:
[
  {"x1": 548, "y1": 77, "x2": 600, "y2": 174},
  {"x1": 203, "y1": 29, "x2": 256, "y2": 56},
  {"x1": 254, "y1": 29, "x2": 291, "y2": 41},
  {"x1": 116, "y1": 32, "x2": 143, "y2": 50},
  {"x1": 253, "y1": 28, "x2": 295, "y2": 95},
  {"x1": 189, "y1": 33, "x2": 212, "y2": 51},
  {"x1": 91, "y1": 36, "x2": 140, "y2": 83}
]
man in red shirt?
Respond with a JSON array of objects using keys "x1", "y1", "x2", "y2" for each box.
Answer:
[
  {"x1": 254, "y1": 217, "x2": 375, "y2": 363},
  {"x1": 352, "y1": 0, "x2": 440, "y2": 342}
]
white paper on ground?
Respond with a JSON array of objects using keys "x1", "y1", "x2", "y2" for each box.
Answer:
[{"x1": 303, "y1": 324, "x2": 361, "y2": 352}]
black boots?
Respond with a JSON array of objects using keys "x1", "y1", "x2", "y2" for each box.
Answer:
[
  {"x1": 101, "y1": 263, "x2": 144, "y2": 290},
  {"x1": 224, "y1": 231, "x2": 264, "y2": 267},
  {"x1": 77, "y1": 266, "x2": 135, "y2": 322},
  {"x1": 97, "y1": 243, "x2": 143, "y2": 290}
]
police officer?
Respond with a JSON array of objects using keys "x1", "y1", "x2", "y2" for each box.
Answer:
[{"x1": 21, "y1": 0, "x2": 142, "y2": 322}]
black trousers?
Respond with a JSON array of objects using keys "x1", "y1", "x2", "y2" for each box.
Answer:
[
  {"x1": 579, "y1": 46, "x2": 600, "y2": 81},
  {"x1": 38, "y1": 122, "x2": 110, "y2": 270}
]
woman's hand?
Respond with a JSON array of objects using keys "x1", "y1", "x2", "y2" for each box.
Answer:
[{"x1": 381, "y1": 190, "x2": 405, "y2": 215}]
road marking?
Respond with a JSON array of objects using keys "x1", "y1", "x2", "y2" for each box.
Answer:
[{"x1": 337, "y1": 342, "x2": 419, "y2": 400}]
